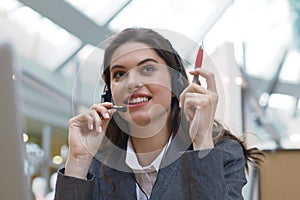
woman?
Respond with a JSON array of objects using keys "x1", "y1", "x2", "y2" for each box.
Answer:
[{"x1": 55, "y1": 28, "x2": 262, "y2": 200}]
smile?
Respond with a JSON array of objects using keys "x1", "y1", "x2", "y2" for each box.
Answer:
[{"x1": 128, "y1": 97, "x2": 150, "y2": 105}]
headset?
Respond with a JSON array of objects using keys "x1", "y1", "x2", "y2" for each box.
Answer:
[
  {"x1": 171, "y1": 47, "x2": 186, "y2": 96},
  {"x1": 101, "y1": 44, "x2": 186, "y2": 103},
  {"x1": 101, "y1": 83, "x2": 112, "y2": 103}
]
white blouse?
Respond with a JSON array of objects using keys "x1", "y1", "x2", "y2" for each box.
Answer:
[{"x1": 125, "y1": 137, "x2": 172, "y2": 200}]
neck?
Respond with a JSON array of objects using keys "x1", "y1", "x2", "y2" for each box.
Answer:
[
  {"x1": 129, "y1": 124, "x2": 171, "y2": 167},
  {"x1": 130, "y1": 129, "x2": 170, "y2": 153}
]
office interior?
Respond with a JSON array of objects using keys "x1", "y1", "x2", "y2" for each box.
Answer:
[{"x1": 0, "y1": 0, "x2": 300, "y2": 199}]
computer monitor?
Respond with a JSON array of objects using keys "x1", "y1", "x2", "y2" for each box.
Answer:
[{"x1": 0, "y1": 43, "x2": 31, "y2": 200}]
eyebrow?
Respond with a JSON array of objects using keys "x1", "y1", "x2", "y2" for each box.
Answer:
[{"x1": 110, "y1": 58, "x2": 158, "y2": 71}]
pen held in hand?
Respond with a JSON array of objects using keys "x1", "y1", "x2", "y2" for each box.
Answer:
[{"x1": 192, "y1": 41, "x2": 204, "y2": 84}]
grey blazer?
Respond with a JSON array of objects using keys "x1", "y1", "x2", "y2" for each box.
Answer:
[{"x1": 54, "y1": 138, "x2": 247, "y2": 200}]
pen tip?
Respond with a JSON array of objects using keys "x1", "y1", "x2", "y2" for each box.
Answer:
[{"x1": 200, "y1": 41, "x2": 204, "y2": 49}]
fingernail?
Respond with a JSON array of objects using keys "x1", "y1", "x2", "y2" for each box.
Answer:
[
  {"x1": 179, "y1": 101, "x2": 182, "y2": 108},
  {"x1": 90, "y1": 124, "x2": 93, "y2": 130},
  {"x1": 104, "y1": 113, "x2": 110, "y2": 119},
  {"x1": 98, "y1": 126, "x2": 102, "y2": 133}
]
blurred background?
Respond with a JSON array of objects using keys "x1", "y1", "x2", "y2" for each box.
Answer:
[{"x1": 0, "y1": 0, "x2": 299, "y2": 199}]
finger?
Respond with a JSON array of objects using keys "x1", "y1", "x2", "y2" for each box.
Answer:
[
  {"x1": 101, "y1": 102, "x2": 114, "y2": 107},
  {"x1": 89, "y1": 110, "x2": 103, "y2": 133},
  {"x1": 185, "y1": 92, "x2": 215, "y2": 119},
  {"x1": 90, "y1": 105, "x2": 115, "y2": 134},
  {"x1": 179, "y1": 83, "x2": 208, "y2": 108},
  {"x1": 85, "y1": 114, "x2": 95, "y2": 131},
  {"x1": 90, "y1": 104, "x2": 111, "y2": 120},
  {"x1": 183, "y1": 93, "x2": 204, "y2": 121},
  {"x1": 179, "y1": 84, "x2": 196, "y2": 108},
  {"x1": 189, "y1": 68, "x2": 217, "y2": 93},
  {"x1": 185, "y1": 93, "x2": 212, "y2": 107},
  {"x1": 69, "y1": 113, "x2": 94, "y2": 132}
]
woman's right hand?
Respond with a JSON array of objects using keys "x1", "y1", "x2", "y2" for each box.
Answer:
[{"x1": 65, "y1": 102, "x2": 114, "y2": 179}]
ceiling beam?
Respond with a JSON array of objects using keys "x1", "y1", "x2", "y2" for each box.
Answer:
[
  {"x1": 248, "y1": 75, "x2": 300, "y2": 99},
  {"x1": 18, "y1": 0, "x2": 113, "y2": 46},
  {"x1": 239, "y1": 67, "x2": 282, "y2": 148},
  {"x1": 265, "y1": 49, "x2": 289, "y2": 96},
  {"x1": 103, "y1": 0, "x2": 133, "y2": 27}
]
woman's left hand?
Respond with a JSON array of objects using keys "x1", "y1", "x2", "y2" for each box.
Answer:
[{"x1": 179, "y1": 68, "x2": 218, "y2": 150}]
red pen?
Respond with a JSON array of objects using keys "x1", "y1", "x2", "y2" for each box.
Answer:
[{"x1": 192, "y1": 41, "x2": 204, "y2": 84}]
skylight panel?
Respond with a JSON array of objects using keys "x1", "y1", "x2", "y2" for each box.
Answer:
[
  {"x1": 63, "y1": 0, "x2": 130, "y2": 25},
  {"x1": 6, "y1": 5, "x2": 81, "y2": 70},
  {"x1": 279, "y1": 50, "x2": 300, "y2": 84},
  {"x1": 108, "y1": 0, "x2": 226, "y2": 42}
]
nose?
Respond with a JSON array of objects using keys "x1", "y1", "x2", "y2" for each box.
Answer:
[{"x1": 126, "y1": 70, "x2": 144, "y2": 93}]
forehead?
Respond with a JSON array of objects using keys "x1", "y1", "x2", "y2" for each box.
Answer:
[{"x1": 110, "y1": 42, "x2": 164, "y2": 66}]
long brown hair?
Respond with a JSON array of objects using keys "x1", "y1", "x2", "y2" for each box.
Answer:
[{"x1": 100, "y1": 28, "x2": 263, "y2": 189}]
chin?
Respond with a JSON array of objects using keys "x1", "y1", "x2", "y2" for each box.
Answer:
[{"x1": 128, "y1": 116, "x2": 151, "y2": 127}]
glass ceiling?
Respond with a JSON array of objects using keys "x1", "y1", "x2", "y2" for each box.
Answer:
[
  {"x1": 108, "y1": 0, "x2": 230, "y2": 39},
  {"x1": 0, "y1": 0, "x2": 299, "y2": 148},
  {"x1": 0, "y1": 0, "x2": 297, "y2": 81},
  {"x1": 0, "y1": 0, "x2": 81, "y2": 70}
]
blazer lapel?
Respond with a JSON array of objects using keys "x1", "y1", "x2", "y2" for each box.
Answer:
[
  {"x1": 149, "y1": 160, "x2": 180, "y2": 199},
  {"x1": 149, "y1": 132, "x2": 191, "y2": 199},
  {"x1": 98, "y1": 166, "x2": 136, "y2": 199},
  {"x1": 96, "y1": 143, "x2": 137, "y2": 199}
]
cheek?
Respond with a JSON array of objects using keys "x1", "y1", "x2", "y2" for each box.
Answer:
[
  {"x1": 153, "y1": 74, "x2": 172, "y2": 101},
  {"x1": 111, "y1": 83, "x2": 124, "y2": 103},
  {"x1": 159, "y1": 69, "x2": 172, "y2": 91},
  {"x1": 154, "y1": 75, "x2": 172, "y2": 96},
  {"x1": 152, "y1": 84, "x2": 172, "y2": 104}
]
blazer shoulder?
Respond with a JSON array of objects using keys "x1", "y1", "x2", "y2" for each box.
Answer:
[{"x1": 215, "y1": 138, "x2": 245, "y2": 161}]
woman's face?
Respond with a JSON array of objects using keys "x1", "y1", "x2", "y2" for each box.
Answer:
[{"x1": 109, "y1": 42, "x2": 172, "y2": 128}]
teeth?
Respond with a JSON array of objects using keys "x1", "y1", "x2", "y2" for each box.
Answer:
[{"x1": 128, "y1": 97, "x2": 149, "y2": 104}]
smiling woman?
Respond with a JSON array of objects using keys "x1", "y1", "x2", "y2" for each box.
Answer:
[
  {"x1": 110, "y1": 42, "x2": 172, "y2": 129},
  {"x1": 54, "y1": 27, "x2": 263, "y2": 200}
]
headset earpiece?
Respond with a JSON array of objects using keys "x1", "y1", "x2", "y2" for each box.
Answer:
[{"x1": 101, "y1": 85, "x2": 112, "y2": 103}]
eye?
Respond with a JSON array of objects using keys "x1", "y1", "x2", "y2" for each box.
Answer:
[
  {"x1": 112, "y1": 71, "x2": 126, "y2": 80},
  {"x1": 140, "y1": 65, "x2": 156, "y2": 73}
]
